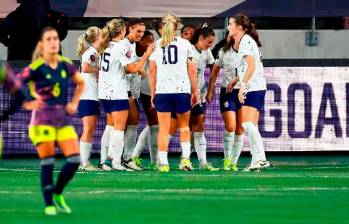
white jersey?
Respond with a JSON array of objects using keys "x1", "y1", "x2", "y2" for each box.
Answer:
[
  {"x1": 120, "y1": 38, "x2": 142, "y2": 98},
  {"x1": 192, "y1": 45, "x2": 215, "y2": 102},
  {"x1": 149, "y1": 36, "x2": 193, "y2": 94},
  {"x1": 237, "y1": 34, "x2": 266, "y2": 92},
  {"x1": 140, "y1": 61, "x2": 151, "y2": 96},
  {"x1": 215, "y1": 48, "x2": 240, "y2": 89},
  {"x1": 80, "y1": 46, "x2": 99, "y2": 101},
  {"x1": 98, "y1": 41, "x2": 132, "y2": 100}
]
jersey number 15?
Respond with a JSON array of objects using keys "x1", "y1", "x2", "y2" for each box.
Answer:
[{"x1": 100, "y1": 52, "x2": 110, "y2": 72}]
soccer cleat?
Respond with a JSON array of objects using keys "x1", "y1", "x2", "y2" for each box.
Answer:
[
  {"x1": 200, "y1": 163, "x2": 219, "y2": 171},
  {"x1": 123, "y1": 160, "x2": 142, "y2": 171},
  {"x1": 179, "y1": 158, "x2": 193, "y2": 171},
  {"x1": 158, "y1": 164, "x2": 170, "y2": 172},
  {"x1": 223, "y1": 158, "x2": 232, "y2": 171},
  {"x1": 148, "y1": 163, "x2": 159, "y2": 171},
  {"x1": 230, "y1": 163, "x2": 238, "y2": 172},
  {"x1": 79, "y1": 163, "x2": 99, "y2": 171},
  {"x1": 53, "y1": 194, "x2": 72, "y2": 214},
  {"x1": 244, "y1": 160, "x2": 271, "y2": 172},
  {"x1": 112, "y1": 164, "x2": 134, "y2": 171},
  {"x1": 44, "y1": 205, "x2": 57, "y2": 216},
  {"x1": 98, "y1": 163, "x2": 112, "y2": 171},
  {"x1": 132, "y1": 157, "x2": 143, "y2": 168}
]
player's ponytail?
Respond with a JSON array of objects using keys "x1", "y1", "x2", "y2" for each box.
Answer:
[
  {"x1": 231, "y1": 13, "x2": 262, "y2": 47},
  {"x1": 190, "y1": 23, "x2": 215, "y2": 45},
  {"x1": 77, "y1": 26, "x2": 100, "y2": 57},
  {"x1": 32, "y1": 26, "x2": 58, "y2": 62},
  {"x1": 99, "y1": 18, "x2": 126, "y2": 53},
  {"x1": 160, "y1": 13, "x2": 179, "y2": 48}
]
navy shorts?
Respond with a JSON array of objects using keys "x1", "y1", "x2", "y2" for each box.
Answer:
[
  {"x1": 100, "y1": 99, "x2": 130, "y2": 113},
  {"x1": 191, "y1": 102, "x2": 206, "y2": 116},
  {"x1": 219, "y1": 88, "x2": 240, "y2": 113},
  {"x1": 78, "y1": 100, "x2": 100, "y2": 118},
  {"x1": 243, "y1": 90, "x2": 266, "y2": 111},
  {"x1": 155, "y1": 93, "x2": 191, "y2": 114}
]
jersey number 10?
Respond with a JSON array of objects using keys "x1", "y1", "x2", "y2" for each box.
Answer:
[{"x1": 162, "y1": 45, "x2": 178, "y2": 64}]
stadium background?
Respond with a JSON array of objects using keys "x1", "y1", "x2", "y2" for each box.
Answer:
[{"x1": 1, "y1": 0, "x2": 349, "y2": 155}]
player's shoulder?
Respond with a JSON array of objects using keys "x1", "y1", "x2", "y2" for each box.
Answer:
[
  {"x1": 241, "y1": 34, "x2": 256, "y2": 46},
  {"x1": 58, "y1": 55, "x2": 74, "y2": 65},
  {"x1": 29, "y1": 58, "x2": 45, "y2": 71}
]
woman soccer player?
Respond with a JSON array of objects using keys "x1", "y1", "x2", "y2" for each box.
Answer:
[
  {"x1": 131, "y1": 31, "x2": 159, "y2": 170},
  {"x1": 98, "y1": 19, "x2": 154, "y2": 171},
  {"x1": 227, "y1": 13, "x2": 270, "y2": 171},
  {"x1": 181, "y1": 24, "x2": 195, "y2": 41},
  {"x1": 188, "y1": 24, "x2": 218, "y2": 171},
  {"x1": 119, "y1": 19, "x2": 147, "y2": 171},
  {"x1": 18, "y1": 27, "x2": 85, "y2": 215},
  {"x1": 207, "y1": 33, "x2": 242, "y2": 171},
  {"x1": 149, "y1": 13, "x2": 198, "y2": 172},
  {"x1": 76, "y1": 26, "x2": 105, "y2": 171}
]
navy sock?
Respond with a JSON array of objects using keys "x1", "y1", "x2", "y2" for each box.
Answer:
[
  {"x1": 40, "y1": 157, "x2": 55, "y2": 206},
  {"x1": 54, "y1": 154, "x2": 80, "y2": 195}
]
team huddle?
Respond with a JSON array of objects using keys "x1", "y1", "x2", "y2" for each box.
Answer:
[{"x1": 0, "y1": 12, "x2": 270, "y2": 215}]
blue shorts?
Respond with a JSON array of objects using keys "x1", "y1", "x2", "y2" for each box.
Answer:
[
  {"x1": 191, "y1": 102, "x2": 206, "y2": 116},
  {"x1": 100, "y1": 99, "x2": 130, "y2": 113},
  {"x1": 78, "y1": 100, "x2": 100, "y2": 118},
  {"x1": 155, "y1": 93, "x2": 191, "y2": 114},
  {"x1": 219, "y1": 88, "x2": 240, "y2": 113},
  {"x1": 243, "y1": 90, "x2": 266, "y2": 111}
]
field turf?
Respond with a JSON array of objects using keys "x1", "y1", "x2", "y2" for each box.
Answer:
[{"x1": 0, "y1": 155, "x2": 349, "y2": 224}]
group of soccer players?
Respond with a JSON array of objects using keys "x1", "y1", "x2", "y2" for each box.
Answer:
[{"x1": 0, "y1": 12, "x2": 271, "y2": 215}]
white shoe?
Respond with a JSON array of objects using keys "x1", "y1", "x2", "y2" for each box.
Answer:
[
  {"x1": 124, "y1": 160, "x2": 142, "y2": 171},
  {"x1": 80, "y1": 163, "x2": 100, "y2": 171},
  {"x1": 112, "y1": 164, "x2": 134, "y2": 171},
  {"x1": 244, "y1": 160, "x2": 271, "y2": 171},
  {"x1": 99, "y1": 163, "x2": 112, "y2": 171}
]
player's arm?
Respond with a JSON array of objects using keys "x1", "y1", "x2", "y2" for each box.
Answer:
[
  {"x1": 66, "y1": 71, "x2": 85, "y2": 115},
  {"x1": 241, "y1": 55, "x2": 255, "y2": 85},
  {"x1": 149, "y1": 60, "x2": 157, "y2": 108},
  {"x1": 125, "y1": 43, "x2": 155, "y2": 74},
  {"x1": 81, "y1": 62, "x2": 99, "y2": 75},
  {"x1": 206, "y1": 64, "x2": 220, "y2": 104},
  {"x1": 187, "y1": 57, "x2": 198, "y2": 106}
]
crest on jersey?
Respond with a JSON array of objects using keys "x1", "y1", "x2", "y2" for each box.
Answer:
[
  {"x1": 224, "y1": 101, "x2": 229, "y2": 108},
  {"x1": 90, "y1": 54, "x2": 96, "y2": 62},
  {"x1": 126, "y1": 50, "x2": 132, "y2": 58},
  {"x1": 46, "y1": 73, "x2": 51, "y2": 79},
  {"x1": 61, "y1": 70, "x2": 67, "y2": 79}
]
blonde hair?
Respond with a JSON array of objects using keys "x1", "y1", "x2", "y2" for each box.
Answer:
[
  {"x1": 160, "y1": 13, "x2": 180, "y2": 48},
  {"x1": 77, "y1": 26, "x2": 100, "y2": 56},
  {"x1": 99, "y1": 19, "x2": 126, "y2": 53}
]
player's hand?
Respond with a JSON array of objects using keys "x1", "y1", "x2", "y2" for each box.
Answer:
[
  {"x1": 238, "y1": 83, "x2": 248, "y2": 104},
  {"x1": 151, "y1": 95, "x2": 155, "y2": 109},
  {"x1": 22, "y1": 100, "x2": 46, "y2": 110},
  {"x1": 226, "y1": 77, "x2": 239, "y2": 93},
  {"x1": 191, "y1": 93, "x2": 199, "y2": 107},
  {"x1": 139, "y1": 69, "x2": 147, "y2": 79},
  {"x1": 206, "y1": 89, "x2": 214, "y2": 104},
  {"x1": 144, "y1": 43, "x2": 156, "y2": 58},
  {"x1": 65, "y1": 102, "x2": 78, "y2": 115}
]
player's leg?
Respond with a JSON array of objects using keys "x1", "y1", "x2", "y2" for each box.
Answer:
[
  {"x1": 54, "y1": 126, "x2": 80, "y2": 214},
  {"x1": 79, "y1": 115, "x2": 98, "y2": 170},
  {"x1": 99, "y1": 113, "x2": 113, "y2": 171},
  {"x1": 132, "y1": 125, "x2": 149, "y2": 167},
  {"x1": 157, "y1": 111, "x2": 171, "y2": 172},
  {"x1": 231, "y1": 109, "x2": 245, "y2": 167},
  {"x1": 123, "y1": 96, "x2": 141, "y2": 170},
  {"x1": 29, "y1": 125, "x2": 57, "y2": 215}
]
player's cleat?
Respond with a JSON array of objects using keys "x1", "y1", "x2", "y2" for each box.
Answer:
[
  {"x1": 244, "y1": 160, "x2": 271, "y2": 172},
  {"x1": 158, "y1": 164, "x2": 170, "y2": 172},
  {"x1": 179, "y1": 158, "x2": 194, "y2": 171},
  {"x1": 123, "y1": 160, "x2": 142, "y2": 171},
  {"x1": 200, "y1": 163, "x2": 219, "y2": 171},
  {"x1": 79, "y1": 163, "x2": 99, "y2": 171},
  {"x1": 148, "y1": 163, "x2": 159, "y2": 171},
  {"x1": 132, "y1": 157, "x2": 143, "y2": 168},
  {"x1": 112, "y1": 164, "x2": 134, "y2": 171},
  {"x1": 230, "y1": 163, "x2": 238, "y2": 172},
  {"x1": 98, "y1": 163, "x2": 112, "y2": 171},
  {"x1": 44, "y1": 205, "x2": 57, "y2": 216},
  {"x1": 223, "y1": 158, "x2": 232, "y2": 171},
  {"x1": 53, "y1": 194, "x2": 72, "y2": 214}
]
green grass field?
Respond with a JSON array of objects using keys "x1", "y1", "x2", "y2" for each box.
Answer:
[{"x1": 1, "y1": 155, "x2": 349, "y2": 224}]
